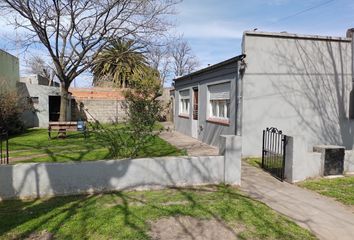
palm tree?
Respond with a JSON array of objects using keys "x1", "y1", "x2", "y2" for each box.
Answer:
[{"x1": 92, "y1": 39, "x2": 148, "y2": 88}]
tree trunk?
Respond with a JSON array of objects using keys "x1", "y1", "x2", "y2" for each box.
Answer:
[{"x1": 59, "y1": 85, "x2": 69, "y2": 122}]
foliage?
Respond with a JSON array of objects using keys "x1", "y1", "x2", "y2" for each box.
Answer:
[
  {"x1": 92, "y1": 68, "x2": 163, "y2": 158},
  {"x1": 0, "y1": 90, "x2": 24, "y2": 135},
  {"x1": 298, "y1": 176, "x2": 354, "y2": 205},
  {"x1": 8, "y1": 128, "x2": 183, "y2": 163},
  {"x1": 92, "y1": 39, "x2": 148, "y2": 88},
  {"x1": 0, "y1": 185, "x2": 316, "y2": 240}
]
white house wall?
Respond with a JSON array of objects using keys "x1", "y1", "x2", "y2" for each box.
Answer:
[{"x1": 242, "y1": 32, "x2": 353, "y2": 156}]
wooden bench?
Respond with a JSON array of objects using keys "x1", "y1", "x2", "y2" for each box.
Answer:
[{"x1": 48, "y1": 121, "x2": 88, "y2": 139}]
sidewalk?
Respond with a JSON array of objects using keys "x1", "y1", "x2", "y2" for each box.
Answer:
[
  {"x1": 240, "y1": 162, "x2": 354, "y2": 240},
  {"x1": 159, "y1": 130, "x2": 219, "y2": 156}
]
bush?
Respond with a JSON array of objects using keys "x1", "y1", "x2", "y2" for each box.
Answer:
[
  {"x1": 92, "y1": 68, "x2": 163, "y2": 158},
  {"x1": 0, "y1": 90, "x2": 24, "y2": 134}
]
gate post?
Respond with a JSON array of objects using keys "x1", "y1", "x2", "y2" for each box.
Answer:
[{"x1": 219, "y1": 135, "x2": 242, "y2": 185}]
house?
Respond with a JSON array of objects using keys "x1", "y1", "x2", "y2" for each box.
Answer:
[
  {"x1": 173, "y1": 30, "x2": 354, "y2": 157},
  {"x1": 0, "y1": 49, "x2": 19, "y2": 93},
  {"x1": 18, "y1": 74, "x2": 72, "y2": 128}
]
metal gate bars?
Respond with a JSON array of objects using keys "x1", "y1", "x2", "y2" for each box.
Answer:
[
  {"x1": 0, "y1": 130, "x2": 9, "y2": 164},
  {"x1": 262, "y1": 127, "x2": 287, "y2": 181}
]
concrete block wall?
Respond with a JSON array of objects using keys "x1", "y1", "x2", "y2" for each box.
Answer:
[{"x1": 72, "y1": 99, "x2": 127, "y2": 123}]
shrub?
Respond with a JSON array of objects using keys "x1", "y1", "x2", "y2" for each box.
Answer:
[
  {"x1": 92, "y1": 68, "x2": 163, "y2": 158},
  {"x1": 0, "y1": 90, "x2": 24, "y2": 134}
]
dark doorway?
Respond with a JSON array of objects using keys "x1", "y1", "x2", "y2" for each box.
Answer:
[
  {"x1": 49, "y1": 96, "x2": 61, "y2": 121},
  {"x1": 193, "y1": 88, "x2": 198, "y2": 120}
]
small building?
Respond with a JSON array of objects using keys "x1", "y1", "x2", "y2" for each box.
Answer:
[
  {"x1": 173, "y1": 30, "x2": 354, "y2": 157},
  {"x1": 18, "y1": 75, "x2": 71, "y2": 128},
  {"x1": 0, "y1": 49, "x2": 19, "y2": 92}
]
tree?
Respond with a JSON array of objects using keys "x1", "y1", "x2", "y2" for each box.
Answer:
[
  {"x1": 27, "y1": 56, "x2": 55, "y2": 85},
  {"x1": 91, "y1": 39, "x2": 147, "y2": 88},
  {"x1": 1, "y1": 0, "x2": 179, "y2": 121},
  {"x1": 171, "y1": 36, "x2": 199, "y2": 77},
  {"x1": 146, "y1": 43, "x2": 171, "y2": 86}
]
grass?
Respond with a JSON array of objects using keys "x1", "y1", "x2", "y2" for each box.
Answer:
[
  {"x1": 298, "y1": 176, "x2": 354, "y2": 206},
  {"x1": 0, "y1": 185, "x2": 316, "y2": 240},
  {"x1": 8, "y1": 128, "x2": 184, "y2": 164},
  {"x1": 244, "y1": 157, "x2": 262, "y2": 168}
]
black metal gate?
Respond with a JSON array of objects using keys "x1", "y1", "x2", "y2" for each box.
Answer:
[
  {"x1": 262, "y1": 127, "x2": 287, "y2": 181},
  {"x1": 0, "y1": 130, "x2": 9, "y2": 164}
]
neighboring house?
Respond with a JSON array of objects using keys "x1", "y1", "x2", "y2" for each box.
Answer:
[
  {"x1": 0, "y1": 49, "x2": 19, "y2": 92},
  {"x1": 173, "y1": 30, "x2": 354, "y2": 157},
  {"x1": 18, "y1": 74, "x2": 71, "y2": 128}
]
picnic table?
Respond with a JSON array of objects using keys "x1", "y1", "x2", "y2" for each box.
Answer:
[{"x1": 48, "y1": 121, "x2": 88, "y2": 139}]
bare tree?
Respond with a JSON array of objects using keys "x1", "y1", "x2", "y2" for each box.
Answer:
[
  {"x1": 146, "y1": 43, "x2": 171, "y2": 86},
  {"x1": 27, "y1": 56, "x2": 56, "y2": 85},
  {"x1": 171, "y1": 36, "x2": 199, "y2": 77},
  {"x1": 0, "y1": 0, "x2": 179, "y2": 121}
]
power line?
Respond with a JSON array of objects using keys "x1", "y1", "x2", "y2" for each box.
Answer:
[{"x1": 275, "y1": 0, "x2": 335, "y2": 23}]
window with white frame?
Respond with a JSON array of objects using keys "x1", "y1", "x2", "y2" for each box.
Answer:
[
  {"x1": 208, "y1": 82, "x2": 231, "y2": 120},
  {"x1": 179, "y1": 89, "x2": 190, "y2": 115}
]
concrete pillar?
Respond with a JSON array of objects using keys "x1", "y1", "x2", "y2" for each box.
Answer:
[{"x1": 219, "y1": 135, "x2": 242, "y2": 185}]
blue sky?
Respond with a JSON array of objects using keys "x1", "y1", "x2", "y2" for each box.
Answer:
[
  {"x1": 176, "y1": 0, "x2": 354, "y2": 69},
  {"x1": 1, "y1": 0, "x2": 354, "y2": 87}
]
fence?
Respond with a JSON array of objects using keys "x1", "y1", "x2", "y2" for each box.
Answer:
[
  {"x1": 0, "y1": 131, "x2": 9, "y2": 165},
  {"x1": 262, "y1": 127, "x2": 287, "y2": 181}
]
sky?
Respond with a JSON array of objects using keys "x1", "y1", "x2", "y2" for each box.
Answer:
[{"x1": 1, "y1": 0, "x2": 354, "y2": 87}]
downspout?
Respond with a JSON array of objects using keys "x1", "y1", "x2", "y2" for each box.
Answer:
[
  {"x1": 236, "y1": 55, "x2": 246, "y2": 135},
  {"x1": 348, "y1": 29, "x2": 354, "y2": 119}
]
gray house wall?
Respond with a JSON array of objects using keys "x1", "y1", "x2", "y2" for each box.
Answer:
[
  {"x1": 18, "y1": 82, "x2": 71, "y2": 128},
  {"x1": 0, "y1": 50, "x2": 19, "y2": 93},
  {"x1": 241, "y1": 32, "x2": 353, "y2": 156},
  {"x1": 174, "y1": 59, "x2": 241, "y2": 146}
]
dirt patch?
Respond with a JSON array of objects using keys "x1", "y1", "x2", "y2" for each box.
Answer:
[
  {"x1": 149, "y1": 216, "x2": 241, "y2": 240},
  {"x1": 25, "y1": 230, "x2": 53, "y2": 240}
]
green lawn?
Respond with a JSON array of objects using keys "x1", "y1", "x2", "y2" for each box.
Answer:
[
  {"x1": 8, "y1": 128, "x2": 184, "y2": 163},
  {"x1": 0, "y1": 185, "x2": 316, "y2": 240},
  {"x1": 298, "y1": 176, "x2": 354, "y2": 206}
]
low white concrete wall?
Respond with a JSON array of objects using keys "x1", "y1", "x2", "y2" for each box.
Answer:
[
  {"x1": 0, "y1": 156, "x2": 231, "y2": 200},
  {"x1": 345, "y1": 150, "x2": 354, "y2": 173},
  {"x1": 285, "y1": 135, "x2": 353, "y2": 183},
  {"x1": 285, "y1": 136, "x2": 322, "y2": 183},
  {"x1": 219, "y1": 135, "x2": 242, "y2": 185}
]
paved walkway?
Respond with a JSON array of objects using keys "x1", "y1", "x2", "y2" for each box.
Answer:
[
  {"x1": 240, "y1": 162, "x2": 354, "y2": 240},
  {"x1": 159, "y1": 130, "x2": 219, "y2": 156}
]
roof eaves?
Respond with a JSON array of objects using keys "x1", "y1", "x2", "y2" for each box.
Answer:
[{"x1": 174, "y1": 54, "x2": 246, "y2": 82}]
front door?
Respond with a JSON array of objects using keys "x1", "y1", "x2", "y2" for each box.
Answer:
[{"x1": 191, "y1": 88, "x2": 199, "y2": 138}]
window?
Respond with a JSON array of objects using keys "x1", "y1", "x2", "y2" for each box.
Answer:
[
  {"x1": 179, "y1": 89, "x2": 190, "y2": 116},
  {"x1": 208, "y1": 82, "x2": 231, "y2": 121}
]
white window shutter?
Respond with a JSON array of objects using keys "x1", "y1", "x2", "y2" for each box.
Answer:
[
  {"x1": 209, "y1": 82, "x2": 230, "y2": 100},
  {"x1": 179, "y1": 89, "x2": 190, "y2": 99}
]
